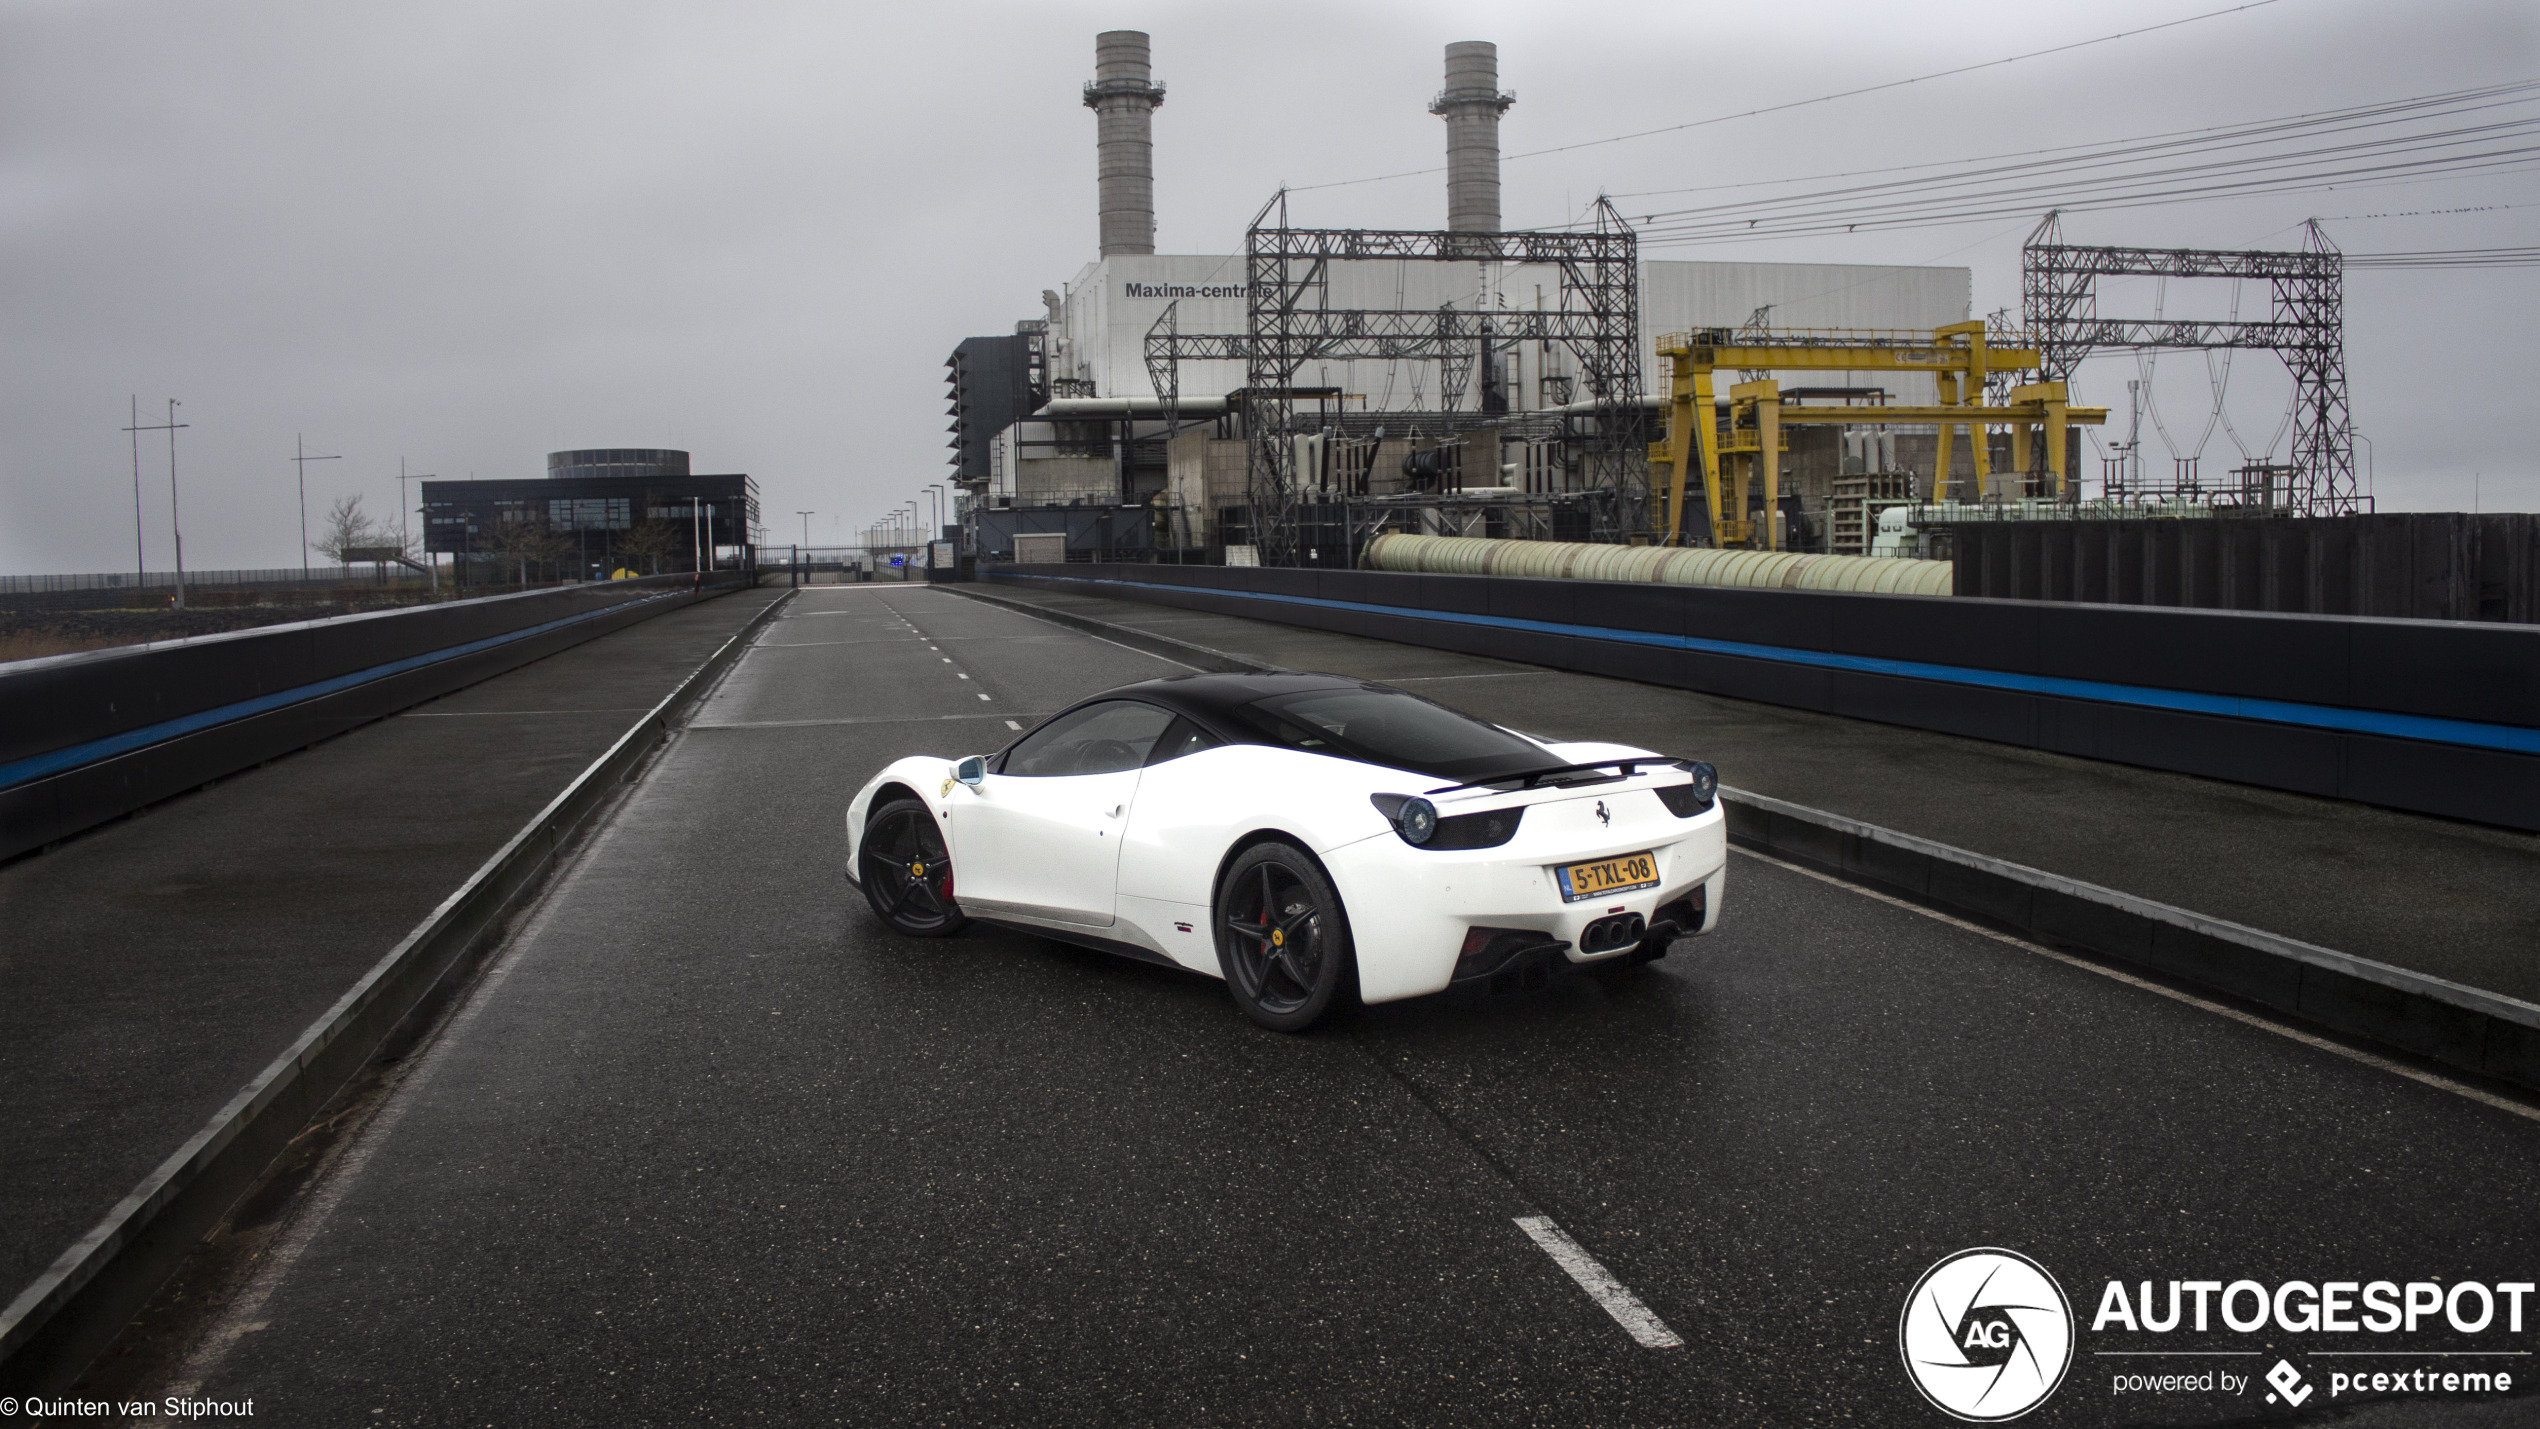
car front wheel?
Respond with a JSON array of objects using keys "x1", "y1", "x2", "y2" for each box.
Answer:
[
  {"x1": 859, "y1": 795, "x2": 967, "y2": 937},
  {"x1": 1215, "y1": 842, "x2": 1355, "y2": 1032}
]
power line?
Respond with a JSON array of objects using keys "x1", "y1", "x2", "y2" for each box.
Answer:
[
  {"x1": 2312, "y1": 202, "x2": 2521, "y2": 221},
  {"x1": 1636, "y1": 146, "x2": 2540, "y2": 245},
  {"x1": 2344, "y1": 245, "x2": 2540, "y2": 267},
  {"x1": 1617, "y1": 111, "x2": 2540, "y2": 247},
  {"x1": 1604, "y1": 79, "x2": 2537, "y2": 205},
  {"x1": 1616, "y1": 93, "x2": 2540, "y2": 240},
  {"x1": 1289, "y1": 0, "x2": 2294, "y2": 194}
]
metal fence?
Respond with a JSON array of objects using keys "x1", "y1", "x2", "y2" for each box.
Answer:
[{"x1": 0, "y1": 565, "x2": 400, "y2": 596}]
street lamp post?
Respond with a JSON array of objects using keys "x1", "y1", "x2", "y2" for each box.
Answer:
[
  {"x1": 123, "y1": 401, "x2": 190, "y2": 608},
  {"x1": 292, "y1": 434, "x2": 342, "y2": 578},
  {"x1": 400, "y1": 459, "x2": 439, "y2": 591},
  {"x1": 170, "y1": 401, "x2": 187, "y2": 608},
  {"x1": 127, "y1": 395, "x2": 146, "y2": 585}
]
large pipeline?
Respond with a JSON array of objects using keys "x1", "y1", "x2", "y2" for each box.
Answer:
[{"x1": 1361, "y1": 533, "x2": 1955, "y2": 597}]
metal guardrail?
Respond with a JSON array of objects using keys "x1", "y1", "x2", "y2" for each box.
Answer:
[{"x1": 0, "y1": 589, "x2": 793, "y2": 1392}]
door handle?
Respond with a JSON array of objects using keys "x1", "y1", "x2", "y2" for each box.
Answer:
[{"x1": 1105, "y1": 804, "x2": 1123, "y2": 818}]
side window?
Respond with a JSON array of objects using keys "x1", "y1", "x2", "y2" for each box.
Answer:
[
  {"x1": 1002, "y1": 701, "x2": 1176, "y2": 777},
  {"x1": 1144, "y1": 716, "x2": 1222, "y2": 767}
]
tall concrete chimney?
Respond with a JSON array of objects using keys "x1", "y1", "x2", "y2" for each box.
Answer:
[
  {"x1": 1084, "y1": 30, "x2": 1166, "y2": 256},
  {"x1": 1430, "y1": 41, "x2": 1513, "y2": 233}
]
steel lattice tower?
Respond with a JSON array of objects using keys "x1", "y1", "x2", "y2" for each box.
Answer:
[
  {"x1": 2022, "y1": 213, "x2": 2360, "y2": 514},
  {"x1": 1143, "y1": 195, "x2": 1644, "y2": 565}
]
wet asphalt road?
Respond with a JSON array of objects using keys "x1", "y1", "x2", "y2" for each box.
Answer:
[
  {"x1": 0, "y1": 588, "x2": 781, "y2": 1298},
  {"x1": 177, "y1": 586, "x2": 2540, "y2": 1427}
]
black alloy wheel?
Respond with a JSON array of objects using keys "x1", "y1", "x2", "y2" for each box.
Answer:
[
  {"x1": 1215, "y1": 842, "x2": 1354, "y2": 1032},
  {"x1": 860, "y1": 796, "x2": 967, "y2": 937}
]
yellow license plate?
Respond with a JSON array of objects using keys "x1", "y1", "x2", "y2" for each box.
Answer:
[{"x1": 1557, "y1": 852, "x2": 1658, "y2": 902}]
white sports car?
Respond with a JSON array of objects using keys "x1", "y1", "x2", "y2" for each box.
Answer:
[{"x1": 844, "y1": 672, "x2": 1726, "y2": 1031}]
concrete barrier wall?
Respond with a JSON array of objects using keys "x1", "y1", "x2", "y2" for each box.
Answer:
[
  {"x1": 1945, "y1": 513, "x2": 2540, "y2": 623},
  {"x1": 0, "y1": 574, "x2": 747, "y2": 861},
  {"x1": 981, "y1": 562, "x2": 2540, "y2": 831}
]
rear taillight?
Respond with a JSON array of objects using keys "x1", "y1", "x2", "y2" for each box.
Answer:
[
  {"x1": 1655, "y1": 761, "x2": 1718, "y2": 816},
  {"x1": 1373, "y1": 795, "x2": 1524, "y2": 849}
]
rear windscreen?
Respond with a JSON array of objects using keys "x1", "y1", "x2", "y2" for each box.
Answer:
[{"x1": 1231, "y1": 687, "x2": 1550, "y2": 781}]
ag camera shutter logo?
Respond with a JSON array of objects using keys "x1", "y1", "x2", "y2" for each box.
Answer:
[{"x1": 1900, "y1": 1248, "x2": 2075, "y2": 1421}]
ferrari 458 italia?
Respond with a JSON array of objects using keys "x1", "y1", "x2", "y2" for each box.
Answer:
[{"x1": 845, "y1": 672, "x2": 1725, "y2": 1031}]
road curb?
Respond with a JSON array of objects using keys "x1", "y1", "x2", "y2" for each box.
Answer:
[
  {"x1": 1717, "y1": 786, "x2": 2540, "y2": 1095},
  {"x1": 0, "y1": 589, "x2": 795, "y2": 1393},
  {"x1": 949, "y1": 579, "x2": 2540, "y2": 1098},
  {"x1": 945, "y1": 581, "x2": 1276, "y2": 674}
]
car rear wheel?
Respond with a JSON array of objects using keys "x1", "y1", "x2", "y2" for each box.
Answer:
[
  {"x1": 860, "y1": 795, "x2": 966, "y2": 937},
  {"x1": 1215, "y1": 842, "x2": 1355, "y2": 1033}
]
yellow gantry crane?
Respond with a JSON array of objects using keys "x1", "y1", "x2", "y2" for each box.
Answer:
[{"x1": 1648, "y1": 322, "x2": 2108, "y2": 549}]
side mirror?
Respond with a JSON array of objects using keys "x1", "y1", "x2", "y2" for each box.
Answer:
[{"x1": 954, "y1": 755, "x2": 986, "y2": 787}]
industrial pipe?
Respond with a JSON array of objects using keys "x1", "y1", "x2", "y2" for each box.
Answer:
[
  {"x1": 1035, "y1": 396, "x2": 1230, "y2": 419},
  {"x1": 1361, "y1": 533, "x2": 1954, "y2": 597}
]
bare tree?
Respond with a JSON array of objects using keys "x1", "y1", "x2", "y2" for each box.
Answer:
[
  {"x1": 312, "y1": 494, "x2": 396, "y2": 564},
  {"x1": 476, "y1": 515, "x2": 565, "y2": 586},
  {"x1": 617, "y1": 519, "x2": 682, "y2": 576}
]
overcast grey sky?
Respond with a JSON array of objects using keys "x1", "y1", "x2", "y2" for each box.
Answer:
[{"x1": 2, "y1": 0, "x2": 2532, "y2": 574}]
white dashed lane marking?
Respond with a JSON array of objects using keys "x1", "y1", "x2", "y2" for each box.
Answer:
[
  {"x1": 1004, "y1": 720, "x2": 1022, "y2": 730},
  {"x1": 1514, "y1": 1216, "x2": 1683, "y2": 1349}
]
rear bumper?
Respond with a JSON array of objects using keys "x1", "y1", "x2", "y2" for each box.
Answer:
[
  {"x1": 1324, "y1": 808, "x2": 1729, "y2": 1004},
  {"x1": 1449, "y1": 885, "x2": 1707, "y2": 987}
]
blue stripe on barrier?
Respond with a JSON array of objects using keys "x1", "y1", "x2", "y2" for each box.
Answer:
[
  {"x1": 0, "y1": 594, "x2": 678, "y2": 792},
  {"x1": 1001, "y1": 573, "x2": 2540, "y2": 757}
]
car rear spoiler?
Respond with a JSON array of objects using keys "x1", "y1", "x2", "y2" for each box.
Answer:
[{"x1": 1424, "y1": 757, "x2": 1695, "y2": 797}]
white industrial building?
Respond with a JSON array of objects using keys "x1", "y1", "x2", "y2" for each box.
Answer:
[
  {"x1": 957, "y1": 31, "x2": 1974, "y2": 558},
  {"x1": 1044, "y1": 253, "x2": 1969, "y2": 408}
]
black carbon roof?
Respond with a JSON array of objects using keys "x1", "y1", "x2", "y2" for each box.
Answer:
[
  {"x1": 1098, "y1": 670, "x2": 1360, "y2": 731},
  {"x1": 1003, "y1": 670, "x2": 1575, "y2": 784}
]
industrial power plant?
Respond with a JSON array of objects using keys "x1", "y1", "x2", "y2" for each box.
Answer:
[
  {"x1": 933, "y1": 29, "x2": 2532, "y2": 622},
  {"x1": 12, "y1": 11, "x2": 2540, "y2": 1420}
]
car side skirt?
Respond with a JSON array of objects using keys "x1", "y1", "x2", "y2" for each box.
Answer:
[{"x1": 969, "y1": 915, "x2": 1188, "y2": 973}]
